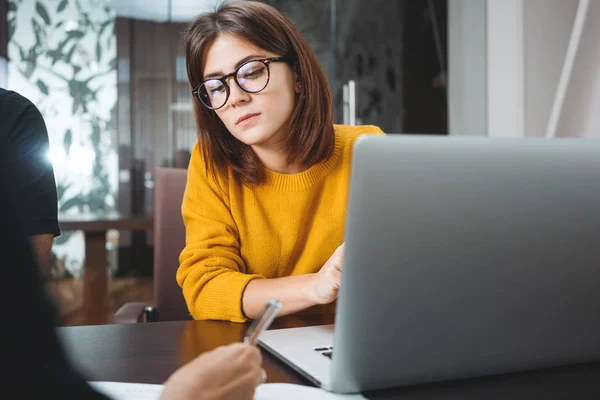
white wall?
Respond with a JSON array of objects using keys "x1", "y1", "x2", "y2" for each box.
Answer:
[
  {"x1": 448, "y1": 0, "x2": 487, "y2": 136},
  {"x1": 449, "y1": 0, "x2": 598, "y2": 139},
  {"x1": 524, "y1": 0, "x2": 578, "y2": 137},
  {"x1": 486, "y1": 0, "x2": 524, "y2": 138},
  {"x1": 555, "y1": 0, "x2": 600, "y2": 138}
]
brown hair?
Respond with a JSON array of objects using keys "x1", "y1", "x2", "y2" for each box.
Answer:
[{"x1": 183, "y1": 0, "x2": 334, "y2": 186}]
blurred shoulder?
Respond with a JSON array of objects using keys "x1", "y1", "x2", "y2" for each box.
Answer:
[
  {"x1": 0, "y1": 88, "x2": 38, "y2": 115},
  {"x1": 334, "y1": 124, "x2": 384, "y2": 138},
  {"x1": 334, "y1": 124, "x2": 384, "y2": 148}
]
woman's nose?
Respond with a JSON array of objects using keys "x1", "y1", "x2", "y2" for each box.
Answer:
[{"x1": 226, "y1": 76, "x2": 251, "y2": 107}]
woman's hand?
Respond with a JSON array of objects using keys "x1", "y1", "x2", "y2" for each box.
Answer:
[
  {"x1": 307, "y1": 243, "x2": 345, "y2": 305},
  {"x1": 160, "y1": 343, "x2": 264, "y2": 400},
  {"x1": 242, "y1": 243, "x2": 346, "y2": 318}
]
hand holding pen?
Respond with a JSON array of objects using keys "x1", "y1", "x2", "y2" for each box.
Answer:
[{"x1": 243, "y1": 299, "x2": 282, "y2": 386}]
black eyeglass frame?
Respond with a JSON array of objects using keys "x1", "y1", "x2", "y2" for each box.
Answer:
[{"x1": 192, "y1": 57, "x2": 291, "y2": 110}]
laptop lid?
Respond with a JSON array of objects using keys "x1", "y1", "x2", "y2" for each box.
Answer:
[{"x1": 329, "y1": 135, "x2": 600, "y2": 393}]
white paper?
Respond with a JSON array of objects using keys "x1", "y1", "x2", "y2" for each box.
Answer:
[
  {"x1": 88, "y1": 381, "x2": 367, "y2": 400},
  {"x1": 254, "y1": 383, "x2": 368, "y2": 400},
  {"x1": 88, "y1": 381, "x2": 164, "y2": 400}
]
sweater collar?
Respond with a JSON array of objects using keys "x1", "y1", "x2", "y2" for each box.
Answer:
[{"x1": 262, "y1": 132, "x2": 342, "y2": 191}]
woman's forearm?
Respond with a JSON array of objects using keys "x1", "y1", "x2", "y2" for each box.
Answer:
[{"x1": 242, "y1": 274, "x2": 319, "y2": 319}]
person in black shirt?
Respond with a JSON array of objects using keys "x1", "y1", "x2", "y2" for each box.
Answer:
[
  {"x1": 0, "y1": 88, "x2": 60, "y2": 271},
  {"x1": 0, "y1": 91, "x2": 263, "y2": 400}
]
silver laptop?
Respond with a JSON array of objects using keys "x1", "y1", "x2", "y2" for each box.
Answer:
[{"x1": 258, "y1": 135, "x2": 600, "y2": 394}]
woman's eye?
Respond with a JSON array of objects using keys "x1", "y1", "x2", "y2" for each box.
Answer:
[
  {"x1": 209, "y1": 85, "x2": 225, "y2": 95},
  {"x1": 239, "y1": 67, "x2": 265, "y2": 80}
]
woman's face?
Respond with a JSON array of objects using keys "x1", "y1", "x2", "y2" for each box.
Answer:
[{"x1": 202, "y1": 34, "x2": 298, "y2": 152}]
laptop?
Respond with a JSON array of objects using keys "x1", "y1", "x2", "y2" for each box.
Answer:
[{"x1": 258, "y1": 135, "x2": 600, "y2": 394}]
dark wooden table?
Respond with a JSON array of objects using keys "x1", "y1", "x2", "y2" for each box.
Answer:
[
  {"x1": 57, "y1": 316, "x2": 600, "y2": 399},
  {"x1": 58, "y1": 211, "x2": 153, "y2": 325}
]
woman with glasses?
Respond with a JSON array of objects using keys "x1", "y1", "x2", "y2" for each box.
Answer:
[{"x1": 179, "y1": 0, "x2": 383, "y2": 322}]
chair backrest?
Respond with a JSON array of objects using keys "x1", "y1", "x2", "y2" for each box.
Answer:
[{"x1": 153, "y1": 167, "x2": 191, "y2": 321}]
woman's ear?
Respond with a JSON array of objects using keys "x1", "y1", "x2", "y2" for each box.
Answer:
[
  {"x1": 292, "y1": 63, "x2": 303, "y2": 94},
  {"x1": 291, "y1": 61, "x2": 304, "y2": 96}
]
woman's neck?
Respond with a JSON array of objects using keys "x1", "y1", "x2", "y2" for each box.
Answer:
[{"x1": 252, "y1": 145, "x2": 309, "y2": 174}]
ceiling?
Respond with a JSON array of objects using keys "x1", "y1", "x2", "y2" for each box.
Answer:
[{"x1": 108, "y1": 0, "x2": 225, "y2": 23}]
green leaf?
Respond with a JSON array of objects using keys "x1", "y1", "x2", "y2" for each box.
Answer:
[
  {"x1": 53, "y1": 231, "x2": 74, "y2": 245},
  {"x1": 17, "y1": 45, "x2": 26, "y2": 61},
  {"x1": 71, "y1": 96, "x2": 81, "y2": 115},
  {"x1": 59, "y1": 196, "x2": 86, "y2": 212},
  {"x1": 8, "y1": 19, "x2": 16, "y2": 42},
  {"x1": 81, "y1": 12, "x2": 91, "y2": 27},
  {"x1": 36, "y1": 2, "x2": 51, "y2": 25},
  {"x1": 32, "y1": 18, "x2": 45, "y2": 46},
  {"x1": 47, "y1": 49, "x2": 61, "y2": 66},
  {"x1": 55, "y1": 21, "x2": 64, "y2": 29},
  {"x1": 67, "y1": 30, "x2": 84, "y2": 39},
  {"x1": 65, "y1": 43, "x2": 76, "y2": 63},
  {"x1": 56, "y1": 36, "x2": 72, "y2": 52},
  {"x1": 21, "y1": 50, "x2": 37, "y2": 79},
  {"x1": 87, "y1": 199, "x2": 105, "y2": 213},
  {"x1": 57, "y1": 0, "x2": 68, "y2": 13},
  {"x1": 36, "y1": 79, "x2": 49, "y2": 95},
  {"x1": 98, "y1": 19, "x2": 112, "y2": 37},
  {"x1": 8, "y1": 1, "x2": 17, "y2": 12},
  {"x1": 96, "y1": 41, "x2": 102, "y2": 62},
  {"x1": 19, "y1": 66, "x2": 33, "y2": 79},
  {"x1": 90, "y1": 119, "x2": 101, "y2": 147},
  {"x1": 63, "y1": 129, "x2": 73, "y2": 155},
  {"x1": 56, "y1": 182, "x2": 71, "y2": 201}
]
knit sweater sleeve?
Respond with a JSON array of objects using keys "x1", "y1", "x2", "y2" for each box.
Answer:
[{"x1": 177, "y1": 143, "x2": 263, "y2": 322}]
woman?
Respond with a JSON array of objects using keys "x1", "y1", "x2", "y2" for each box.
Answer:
[{"x1": 178, "y1": 0, "x2": 383, "y2": 322}]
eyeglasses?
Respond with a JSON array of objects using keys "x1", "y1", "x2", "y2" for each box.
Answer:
[{"x1": 192, "y1": 57, "x2": 290, "y2": 110}]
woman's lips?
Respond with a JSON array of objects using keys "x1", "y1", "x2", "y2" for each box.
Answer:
[{"x1": 236, "y1": 113, "x2": 261, "y2": 126}]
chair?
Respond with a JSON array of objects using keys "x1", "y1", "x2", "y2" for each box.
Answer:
[{"x1": 114, "y1": 167, "x2": 192, "y2": 323}]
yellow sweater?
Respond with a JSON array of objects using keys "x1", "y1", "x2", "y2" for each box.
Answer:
[{"x1": 177, "y1": 124, "x2": 384, "y2": 322}]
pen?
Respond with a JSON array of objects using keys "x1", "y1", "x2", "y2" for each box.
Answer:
[{"x1": 243, "y1": 299, "x2": 282, "y2": 345}]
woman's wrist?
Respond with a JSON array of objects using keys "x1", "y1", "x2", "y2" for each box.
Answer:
[{"x1": 302, "y1": 273, "x2": 322, "y2": 305}]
